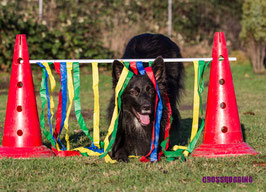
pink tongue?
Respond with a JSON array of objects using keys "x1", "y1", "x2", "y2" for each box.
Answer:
[{"x1": 139, "y1": 114, "x2": 150, "y2": 125}]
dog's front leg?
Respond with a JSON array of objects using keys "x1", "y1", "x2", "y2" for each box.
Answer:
[
  {"x1": 113, "y1": 147, "x2": 129, "y2": 162},
  {"x1": 110, "y1": 126, "x2": 129, "y2": 162}
]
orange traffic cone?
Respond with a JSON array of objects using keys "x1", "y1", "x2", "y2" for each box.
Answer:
[
  {"x1": 192, "y1": 32, "x2": 258, "y2": 158},
  {"x1": 0, "y1": 34, "x2": 55, "y2": 158}
]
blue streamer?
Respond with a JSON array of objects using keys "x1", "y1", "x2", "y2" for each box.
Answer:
[
  {"x1": 136, "y1": 61, "x2": 146, "y2": 75},
  {"x1": 150, "y1": 82, "x2": 163, "y2": 162},
  {"x1": 87, "y1": 142, "x2": 104, "y2": 153},
  {"x1": 58, "y1": 62, "x2": 67, "y2": 150}
]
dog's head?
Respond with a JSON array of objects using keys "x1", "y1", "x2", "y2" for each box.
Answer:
[{"x1": 112, "y1": 56, "x2": 165, "y2": 127}]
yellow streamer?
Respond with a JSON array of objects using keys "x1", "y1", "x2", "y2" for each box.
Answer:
[
  {"x1": 172, "y1": 60, "x2": 200, "y2": 157},
  {"x1": 42, "y1": 62, "x2": 56, "y2": 122},
  {"x1": 103, "y1": 65, "x2": 129, "y2": 163},
  {"x1": 63, "y1": 62, "x2": 74, "y2": 150},
  {"x1": 190, "y1": 61, "x2": 200, "y2": 142},
  {"x1": 73, "y1": 147, "x2": 102, "y2": 156},
  {"x1": 92, "y1": 62, "x2": 100, "y2": 148},
  {"x1": 172, "y1": 146, "x2": 188, "y2": 151},
  {"x1": 128, "y1": 155, "x2": 140, "y2": 158}
]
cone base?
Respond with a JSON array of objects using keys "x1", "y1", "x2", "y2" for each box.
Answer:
[
  {"x1": 192, "y1": 143, "x2": 258, "y2": 158},
  {"x1": 56, "y1": 151, "x2": 82, "y2": 157},
  {"x1": 57, "y1": 152, "x2": 81, "y2": 157},
  {"x1": 0, "y1": 145, "x2": 55, "y2": 159}
]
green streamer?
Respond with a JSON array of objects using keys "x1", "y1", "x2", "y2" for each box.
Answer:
[
  {"x1": 39, "y1": 68, "x2": 56, "y2": 148},
  {"x1": 72, "y1": 62, "x2": 95, "y2": 143}
]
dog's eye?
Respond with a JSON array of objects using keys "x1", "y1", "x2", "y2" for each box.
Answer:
[
  {"x1": 130, "y1": 90, "x2": 139, "y2": 96},
  {"x1": 148, "y1": 89, "x2": 155, "y2": 95}
]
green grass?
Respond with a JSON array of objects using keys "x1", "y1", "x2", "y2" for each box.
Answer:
[{"x1": 0, "y1": 64, "x2": 265, "y2": 191}]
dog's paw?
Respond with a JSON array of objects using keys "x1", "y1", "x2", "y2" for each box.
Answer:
[
  {"x1": 109, "y1": 150, "x2": 129, "y2": 162},
  {"x1": 114, "y1": 152, "x2": 129, "y2": 162},
  {"x1": 117, "y1": 155, "x2": 129, "y2": 163}
]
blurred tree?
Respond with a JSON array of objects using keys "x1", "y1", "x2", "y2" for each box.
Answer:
[
  {"x1": 0, "y1": 1, "x2": 114, "y2": 71},
  {"x1": 171, "y1": 0, "x2": 243, "y2": 47},
  {"x1": 240, "y1": 0, "x2": 266, "y2": 73},
  {"x1": 0, "y1": 0, "x2": 253, "y2": 71}
]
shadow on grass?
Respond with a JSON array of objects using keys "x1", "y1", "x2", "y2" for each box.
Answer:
[
  {"x1": 174, "y1": 118, "x2": 203, "y2": 146},
  {"x1": 241, "y1": 123, "x2": 246, "y2": 141},
  {"x1": 42, "y1": 132, "x2": 89, "y2": 149},
  {"x1": 42, "y1": 129, "x2": 108, "y2": 149}
]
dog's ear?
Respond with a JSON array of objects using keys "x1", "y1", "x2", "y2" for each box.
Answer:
[
  {"x1": 112, "y1": 60, "x2": 124, "y2": 84},
  {"x1": 151, "y1": 56, "x2": 165, "y2": 83}
]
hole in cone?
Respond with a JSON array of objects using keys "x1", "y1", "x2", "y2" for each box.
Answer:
[
  {"x1": 17, "y1": 82, "x2": 23, "y2": 88},
  {"x1": 221, "y1": 126, "x2": 228, "y2": 133},
  {"x1": 17, "y1": 105, "x2": 23, "y2": 112},
  {"x1": 17, "y1": 129, "x2": 23, "y2": 136},
  {"x1": 218, "y1": 55, "x2": 224, "y2": 61},
  {"x1": 219, "y1": 79, "x2": 225, "y2": 85},
  {"x1": 17, "y1": 58, "x2": 23, "y2": 64},
  {"x1": 220, "y1": 102, "x2": 226, "y2": 109}
]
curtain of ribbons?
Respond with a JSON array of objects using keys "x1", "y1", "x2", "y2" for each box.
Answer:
[
  {"x1": 37, "y1": 62, "x2": 102, "y2": 156},
  {"x1": 161, "y1": 60, "x2": 211, "y2": 162},
  {"x1": 37, "y1": 60, "x2": 209, "y2": 163}
]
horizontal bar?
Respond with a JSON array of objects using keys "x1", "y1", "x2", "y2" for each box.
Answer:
[{"x1": 29, "y1": 57, "x2": 237, "y2": 64}]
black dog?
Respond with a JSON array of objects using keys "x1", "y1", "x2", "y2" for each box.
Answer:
[{"x1": 108, "y1": 33, "x2": 184, "y2": 162}]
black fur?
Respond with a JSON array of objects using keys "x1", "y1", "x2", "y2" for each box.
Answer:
[{"x1": 108, "y1": 33, "x2": 184, "y2": 162}]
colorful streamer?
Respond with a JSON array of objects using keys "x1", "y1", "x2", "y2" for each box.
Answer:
[
  {"x1": 92, "y1": 62, "x2": 100, "y2": 148},
  {"x1": 63, "y1": 62, "x2": 74, "y2": 150},
  {"x1": 59, "y1": 62, "x2": 68, "y2": 144},
  {"x1": 140, "y1": 64, "x2": 163, "y2": 162},
  {"x1": 129, "y1": 61, "x2": 138, "y2": 75},
  {"x1": 42, "y1": 62, "x2": 56, "y2": 122},
  {"x1": 72, "y1": 62, "x2": 93, "y2": 141},
  {"x1": 53, "y1": 63, "x2": 63, "y2": 146}
]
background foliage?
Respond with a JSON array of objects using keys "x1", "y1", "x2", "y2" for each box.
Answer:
[
  {"x1": 240, "y1": 0, "x2": 266, "y2": 73},
  {"x1": 0, "y1": 0, "x2": 265, "y2": 73},
  {"x1": 0, "y1": 1, "x2": 114, "y2": 71}
]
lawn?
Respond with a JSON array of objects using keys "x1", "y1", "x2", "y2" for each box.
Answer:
[{"x1": 0, "y1": 62, "x2": 265, "y2": 191}]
